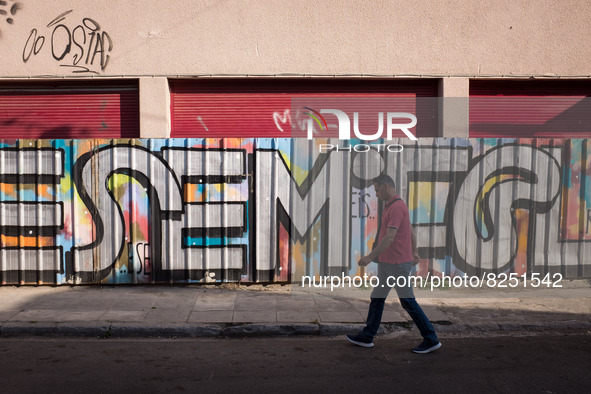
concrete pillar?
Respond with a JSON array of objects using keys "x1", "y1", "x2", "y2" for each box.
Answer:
[
  {"x1": 438, "y1": 77, "x2": 470, "y2": 138},
  {"x1": 139, "y1": 77, "x2": 171, "y2": 138}
]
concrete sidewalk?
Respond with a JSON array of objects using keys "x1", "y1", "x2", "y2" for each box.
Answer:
[{"x1": 0, "y1": 284, "x2": 590, "y2": 338}]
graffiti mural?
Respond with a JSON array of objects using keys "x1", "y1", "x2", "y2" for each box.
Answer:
[
  {"x1": 22, "y1": 9, "x2": 112, "y2": 74},
  {"x1": 0, "y1": 138, "x2": 589, "y2": 285}
]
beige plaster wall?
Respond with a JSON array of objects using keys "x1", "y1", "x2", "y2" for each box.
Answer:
[
  {"x1": 139, "y1": 77, "x2": 170, "y2": 138},
  {"x1": 1, "y1": 0, "x2": 590, "y2": 78}
]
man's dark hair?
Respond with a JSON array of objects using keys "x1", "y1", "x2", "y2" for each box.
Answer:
[{"x1": 373, "y1": 174, "x2": 396, "y2": 189}]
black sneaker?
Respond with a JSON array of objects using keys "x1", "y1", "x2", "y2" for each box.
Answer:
[
  {"x1": 346, "y1": 333, "x2": 374, "y2": 348},
  {"x1": 412, "y1": 340, "x2": 442, "y2": 354}
]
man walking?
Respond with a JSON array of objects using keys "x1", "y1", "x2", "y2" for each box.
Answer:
[{"x1": 346, "y1": 174, "x2": 441, "y2": 354}]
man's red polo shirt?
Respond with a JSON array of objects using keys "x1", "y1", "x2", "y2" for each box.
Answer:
[{"x1": 377, "y1": 195, "x2": 413, "y2": 264}]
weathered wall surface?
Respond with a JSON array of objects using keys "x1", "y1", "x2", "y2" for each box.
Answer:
[
  {"x1": 1, "y1": 1, "x2": 590, "y2": 77},
  {"x1": 0, "y1": 138, "x2": 588, "y2": 285}
]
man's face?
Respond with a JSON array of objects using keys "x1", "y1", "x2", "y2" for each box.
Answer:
[{"x1": 373, "y1": 182, "x2": 387, "y2": 201}]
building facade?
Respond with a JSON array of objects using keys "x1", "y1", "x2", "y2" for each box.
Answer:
[{"x1": 0, "y1": 1, "x2": 590, "y2": 284}]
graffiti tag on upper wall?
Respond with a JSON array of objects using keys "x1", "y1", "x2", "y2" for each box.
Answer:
[{"x1": 22, "y1": 9, "x2": 112, "y2": 74}]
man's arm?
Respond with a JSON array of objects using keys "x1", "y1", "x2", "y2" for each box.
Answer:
[{"x1": 358, "y1": 227, "x2": 398, "y2": 266}]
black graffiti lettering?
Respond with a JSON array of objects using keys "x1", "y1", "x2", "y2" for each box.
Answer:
[
  {"x1": 90, "y1": 31, "x2": 112, "y2": 70},
  {"x1": 0, "y1": 148, "x2": 65, "y2": 285},
  {"x1": 82, "y1": 18, "x2": 100, "y2": 32},
  {"x1": 51, "y1": 24, "x2": 71, "y2": 61},
  {"x1": 351, "y1": 191, "x2": 372, "y2": 218},
  {"x1": 47, "y1": 10, "x2": 73, "y2": 28},
  {"x1": 21, "y1": 11, "x2": 112, "y2": 73},
  {"x1": 127, "y1": 242, "x2": 134, "y2": 268},
  {"x1": 71, "y1": 25, "x2": 86, "y2": 65},
  {"x1": 128, "y1": 242, "x2": 152, "y2": 275},
  {"x1": 22, "y1": 29, "x2": 35, "y2": 62},
  {"x1": 586, "y1": 209, "x2": 591, "y2": 234},
  {"x1": 351, "y1": 192, "x2": 359, "y2": 218},
  {"x1": 135, "y1": 243, "x2": 152, "y2": 275},
  {"x1": 359, "y1": 192, "x2": 371, "y2": 218},
  {"x1": 101, "y1": 32, "x2": 112, "y2": 70},
  {"x1": 22, "y1": 29, "x2": 45, "y2": 62},
  {"x1": 84, "y1": 30, "x2": 95, "y2": 64}
]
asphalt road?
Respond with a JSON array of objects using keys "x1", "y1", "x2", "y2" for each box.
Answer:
[{"x1": 1, "y1": 333, "x2": 590, "y2": 393}]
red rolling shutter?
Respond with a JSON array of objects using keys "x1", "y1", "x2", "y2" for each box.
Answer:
[
  {"x1": 170, "y1": 79, "x2": 439, "y2": 138},
  {"x1": 0, "y1": 81, "x2": 139, "y2": 139},
  {"x1": 469, "y1": 80, "x2": 591, "y2": 138}
]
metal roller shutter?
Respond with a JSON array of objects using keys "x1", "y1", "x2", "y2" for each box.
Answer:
[
  {"x1": 170, "y1": 79, "x2": 439, "y2": 138},
  {"x1": 0, "y1": 81, "x2": 139, "y2": 139},
  {"x1": 469, "y1": 80, "x2": 591, "y2": 138}
]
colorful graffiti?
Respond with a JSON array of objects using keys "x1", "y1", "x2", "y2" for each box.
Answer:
[{"x1": 0, "y1": 138, "x2": 589, "y2": 285}]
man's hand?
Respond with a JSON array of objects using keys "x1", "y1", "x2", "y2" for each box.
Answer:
[
  {"x1": 412, "y1": 251, "x2": 421, "y2": 266},
  {"x1": 358, "y1": 255, "x2": 373, "y2": 267}
]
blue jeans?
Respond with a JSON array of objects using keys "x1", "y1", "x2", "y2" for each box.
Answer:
[{"x1": 361, "y1": 262, "x2": 438, "y2": 344}]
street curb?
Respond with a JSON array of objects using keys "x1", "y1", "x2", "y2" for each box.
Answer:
[
  {"x1": 1, "y1": 322, "x2": 111, "y2": 337},
  {"x1": 505, "y1": 320, "x2": 591, "y2": 332},
  {"x1": 433, "y1": 320, "x2": 591, "y2": 334},
  {"x1": 220, "y1": 324, "x2": 320, "y2": 337},
  {"x1": 108, "y1": 323, "x2": 223, "y2": 338},
  {"x1": 1, "y1": 320, "x2": 590, "y2": 338}
]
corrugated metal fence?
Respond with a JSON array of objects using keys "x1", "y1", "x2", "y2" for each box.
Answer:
[{"x1": 0, "y1": 138, "x2": 589, "y2": 285}]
